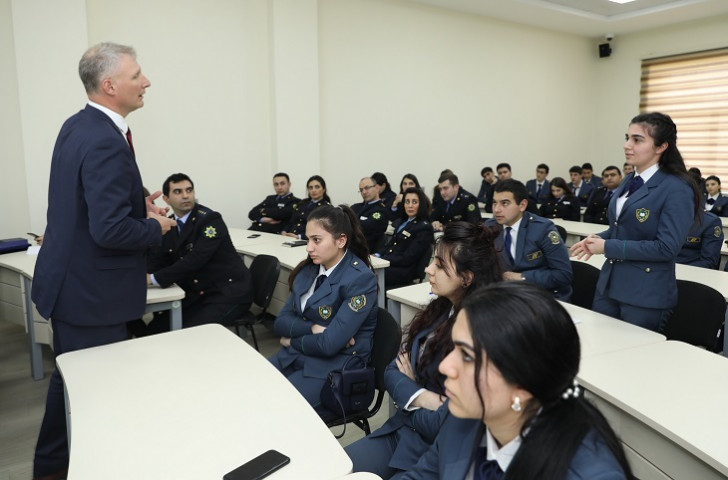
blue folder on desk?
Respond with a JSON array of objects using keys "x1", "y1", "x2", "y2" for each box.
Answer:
[{"x1": 0, "y1": 238, "x2": 30, "y2": 254}]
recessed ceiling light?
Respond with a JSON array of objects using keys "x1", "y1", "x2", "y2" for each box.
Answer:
[{"x1": 608, "y1": 0, "x2": 638, "y2": 4}]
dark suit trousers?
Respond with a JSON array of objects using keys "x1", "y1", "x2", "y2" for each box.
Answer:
[
  {"x1": 34, "y1": 319, "x2": 129, "y2": 477},
  {"x1": 130, "y1": 300, "x2": 251, "y2": 336}
]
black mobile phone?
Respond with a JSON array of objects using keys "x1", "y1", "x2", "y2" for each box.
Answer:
[
  {"x1": 247, "y1": 234, "x2": 261, "y2": 238},
  {"x1": 223, "y1": 450, "x2": 290, "y2": 480}
]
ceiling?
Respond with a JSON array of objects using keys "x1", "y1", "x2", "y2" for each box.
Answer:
[{"x1": 406, "y1": 0, "x2": 728, "y2": 37}]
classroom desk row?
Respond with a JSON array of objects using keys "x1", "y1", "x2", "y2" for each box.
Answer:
[
  {"x1": 0, "y1": 250, "x2": 185, "y2": 380},
  {"x1": 385, "y1": 282, "x2": 728, "y2": 480},
  {"x1": 56, "y1": 324, "x2": 375, "y2": 480},
  {"x1": 228, "y1": 228, "x2": 390, "y2": 312}
]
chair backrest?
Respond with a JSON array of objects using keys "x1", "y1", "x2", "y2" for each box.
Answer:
[
  {"x1": 665, "y1": 280, "x2": 726, "y2": 350},
  {"x1": 570, "y1": 260, "x2": 600, "y2": 309},
  {"x1": 556, "y1": 225, "x2": 568, "y2": 242},
  {"x1": 413, "y1": 243, "x2": 434, "y2": 283},
  {"x1": 369, "y1": 308, "x2": 402, "y2": 410},
  {"x1": 248, "y1": 254, "x2": 281, "y2": 309}
]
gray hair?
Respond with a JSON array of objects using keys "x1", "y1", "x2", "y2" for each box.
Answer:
[{"x1": 78, "y1": 42, "x2": 136, "y2": 94}]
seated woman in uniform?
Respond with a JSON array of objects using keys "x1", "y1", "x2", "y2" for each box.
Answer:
[
  {"x1": 401, "y1": 282, "x2": 632, "y2": 480},
  {"x1": 346, "y1": 221, "x2": 503, "y2": 480},
  {"x1": 539, "y1": 177, "x2": 581, "y2": 221},
  {"x1": 372, "y1": 172, "x2": 397, "y2": 209},
  {"x1": 270, "y1": 205, "x2": 377, "y2": 407},
  {"x1": 281, "y1": 175, "x2": 331, "y2": 239},
  {"x1": 375, "y1": 187, "x2": 433, "y2": 290},
  {"x1": 390, "y1": 173, "x2": 422, "y2": 219}
]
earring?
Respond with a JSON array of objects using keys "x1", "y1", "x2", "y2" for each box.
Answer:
[{"x1": 511, "y1": 396, "x2": 522, "y2": 412}]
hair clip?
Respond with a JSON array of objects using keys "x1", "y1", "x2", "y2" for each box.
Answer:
[{"x1": 561, "y1": 379, "x2": 581, "y2": 400}]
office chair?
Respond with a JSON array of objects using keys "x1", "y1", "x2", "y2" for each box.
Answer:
[
  {"x1": 556, "y1": 224, "x2": 568, "y2": 242},
  {"x1": 664, "y1": 280, "x2": 725, "y2": 351},
  {"x1": 570, "y1": 260, "x2": 600, "y2": 309},
  {"x1": 227, "y1": 254, "x2": 280, "y2": 350},
  {"x1": 319, "y1": 307, "x2": 401, "y2": 435}
]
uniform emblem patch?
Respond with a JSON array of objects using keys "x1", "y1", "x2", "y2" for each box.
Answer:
[
  {"x1": 636, "y1": 208, "x2": 650, "y2": 223},
  {"x1": 715, "y1": 226, "x2": 722, "y2": 238},
  {"x1": 319, "y1": 305, "x2": 332, "y2": 320},
  {"x1": 467, "y1": 204, "x2": 476, "y2": 212},
  {"x1": 292, "y1": 203, "x2": 298, "y2": 210},
  {"x1": 348, "y1": 295, "x2": 367, "y2": 312},
  {"x1": 548, "y1": 231, "x2": 561, "y2": 245},
  {"x1": 527, "y1": 250, "x2": 543, "y2": 261},
  {"x1": 372, "y1": 212, "x2": 381, "y2": 220},
  {"x1": 204, "y1": 226, "x2": 217, "y2": 238},
  {"x1": 686, "y1": 236, "x2": 701, "y2": 244}
]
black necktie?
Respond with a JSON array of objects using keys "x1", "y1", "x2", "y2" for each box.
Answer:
[
  {"x1": 605, "y1": 190, "x2": 613, "y2": 202},
  {"x1": 474, "y1": 447, "x2": 504, "y2": 480},
  {"x1": 177, "y1": 219, "x2": 184, "y2": 234},
  {"x1": 536, "y1": 184, "x2": 542, "y2": 198},
  {"x1": 624, "y1": 176, "x2": 644, "y2": 197},
  {"x1": 126, "y1": 128, "x2": 135, "y2": 156},
  {"x1": 314, "y1": 275, "x2": 326, "y2": 291},
  {"x1": 504, "y1": 227, "x2": 514, "y2": 265},
  {"x1": 707, "y1": 198, "x2": 716, "y2": 205}
]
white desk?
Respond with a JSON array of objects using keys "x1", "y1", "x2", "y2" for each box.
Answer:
[
  {"x1": 0, "y1": 250, "x2": 185, "y2": 380},
  {"x1": 230, "y1": 229, "x2": 390, "y2": 313},
  {"x1": 385, "y1": 283, "x2": 666, "y2": 359},
  {"x1": 57, "y1": 324, "x2": 352, "y2": 480},
  {"x1": 579, "y1": 341, "x2": 728, "y2": 480}
]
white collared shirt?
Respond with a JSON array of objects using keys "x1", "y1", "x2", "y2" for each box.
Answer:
[
  {"x1": 616, "y1": 163, "x2": 658, "y2": 218},
  {"x1": 87, "y1": 101, "x2": 129, "y2": 141},
  {"x1": 465, "y1": 429, "x2": 523, "y2": 479},
  {"x1": 504, "y1": 217, "x2": 523, "y2": 260},
  {"x1": 300, "y1": 250, "x2": 347, "y2": 310}
]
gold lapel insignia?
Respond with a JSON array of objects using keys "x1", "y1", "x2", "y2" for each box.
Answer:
[
  {"x1": 686, "y1": 236, "x2": 701, "y2": 244},
  {"x1": 319, "y1": 305, "x2": 332, "y2": 320},
  {"x1": 348, "y1": 295, "x2": 367, "y2": 312},
  {"x1": 548, "y1": 231, "x2": 561, "y2": 245},
  {"x1": 636, "y1": 208, "x2": 650, "y2": 223}
]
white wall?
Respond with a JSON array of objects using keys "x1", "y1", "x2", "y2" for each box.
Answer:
[{"x1": 2, "y1": 0, "x2": 727, "y2": 239}]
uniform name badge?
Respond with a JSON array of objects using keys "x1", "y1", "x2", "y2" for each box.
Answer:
[
  {"x1": 686, "y1": 236, "x2": 701, "y2": 244},
  {"x1": 360, "y1": 216, "x2": 368, "y2": 221},
  {"x1": 402, "y1": 230, "x2": 411, "y2": 238},
  {"x1": 277, "y1": 203, "x2": 285, "y2": 208}
]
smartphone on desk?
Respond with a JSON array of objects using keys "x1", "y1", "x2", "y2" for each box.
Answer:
[
  {"x1": 247, "y1": 234, "x2": 261, "y2": 238},
  {"x1": 223, "y1": 450, "x2": 290, "y2": 480}
]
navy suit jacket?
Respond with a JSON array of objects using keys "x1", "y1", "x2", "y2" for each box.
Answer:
[
  {"x1": 271, "y1": 250, "x2": 378, "y2": 379},
  {"x1": 486, "y1": 215, "x2": 573, "y2": 301},
  {"x1": 676, "y1": 211, "x2": 723, "y2": 270},
  {"x1": 525, "y1": 179, "x2": 550, "y2": 203},
  {"x1": 366, "y1": 314, "x2": 450, "y2": 470},
  {"x1": 32, "y1": 105, "x2": 160, "y2": 325},
  {"x1": 596, "y1": 170, "x2": 694, "y2": 309},
  {"x1": 704, "y1": 193, "x2": 728, "y2": 217},
  {"x1": 401, "y1": 416, "x2": 627, "y2": 480},
  {"x1": 570, "y1": 181, "x2": 595, "y2": 207}
]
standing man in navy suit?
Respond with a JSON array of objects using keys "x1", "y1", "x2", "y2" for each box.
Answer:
[{"x1": 31, "y1": 43, "x2": 175, "y2": 480}]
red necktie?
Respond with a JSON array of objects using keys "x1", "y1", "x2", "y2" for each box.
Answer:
[{"x1": 126, "y1": 128, "x2": 135, "y2": 156}]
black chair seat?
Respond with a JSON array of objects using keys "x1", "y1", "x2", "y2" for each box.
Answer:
[
  {"x1": 665, "y1": 280, "x2": 725, "y2": 350},
  {"x1": 570, "y1": 260, "x2": 600, "y2": 309}
]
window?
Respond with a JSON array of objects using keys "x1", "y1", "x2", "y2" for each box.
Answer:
[{"x1": 640, "y1": 48, "x2": 728, "y2": 182}]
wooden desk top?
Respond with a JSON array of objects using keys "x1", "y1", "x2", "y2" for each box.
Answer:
[
  {"x1": 578, "y1": 341, "x2": 728, "y2": 476},
  {"x1": 57, "y1": 324, "x2": 352, "y2": 480}
]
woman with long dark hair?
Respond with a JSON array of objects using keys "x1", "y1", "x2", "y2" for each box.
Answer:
[
  {"x1": 270, "y1": 205, "x2": 377, "y2": 406},
  {"x1": 376, "y1": 187, "x2": 433, "y2": 289},
  {"x1": 539, "y1": 177, "x2": 580, "y2": 221},
  {"x1": 346, "y1": 221, "x2": 503, "y2": 479},
  {"x1": 282, "y1": 175, "x2": 331, "y2": 239},
  {"x1": 390, "y1": 173, "x2": 422, "y2": 219},
  {"x1": 571, "y1": 112, "x2": 700, "y2": 332},
  {"x1": 372, "y1": 172, "x2": 397, "y2": 209},
  {"x1": 401, "y1": 282, "x2": 633, "y2": 480}
]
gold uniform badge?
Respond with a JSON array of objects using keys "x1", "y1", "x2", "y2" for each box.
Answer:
[
  {"x1": 636, "y1": 208, "x2": 650, "y2": 223},
  {"x1": 204, "y1": 226, "x2": 217, "y2": 238},
  {"x1": 348, "y1": 295, "x2": 367, "y2": 312},
  {"x1": 548, "y1": 231, "x2": 561, "y2": 245},
  {"x1": 319, "y1": 305, "x2": 332, "y2": 320}
]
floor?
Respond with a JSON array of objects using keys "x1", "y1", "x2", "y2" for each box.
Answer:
[{"x1": 0, "y1": 320, "x2": 388, "y2": 480}]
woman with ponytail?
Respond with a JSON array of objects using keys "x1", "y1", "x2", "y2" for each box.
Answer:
[
  {"x1": 402, "y1": 282, "x2": 632, "y2": 480},
  {"x1": 571, "y1": 112, "x2": 700, "y2": 332},
  {"x1": 270, "y1": 205, "x2": 377, "y2": 406},
  {"x1": 346, "y1": 221, "x2": 503, "y2": 479}
]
